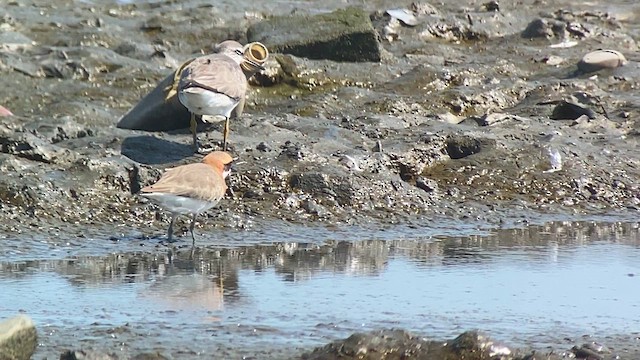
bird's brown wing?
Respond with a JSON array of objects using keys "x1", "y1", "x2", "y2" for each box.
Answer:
[
  {"x1": 179, "y1": 55, "x2": 247, "y2": 100},
  {"x1": 141, "y1": 163, "x2": 227, "y2": 202}
]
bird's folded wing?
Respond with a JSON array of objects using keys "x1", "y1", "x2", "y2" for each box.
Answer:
[
  {"x1": 180, "y1": 56, "x2": 247, "y2": 101},
  {"x1": 141, "y1": 163, "x2": 227, "y2": 201}
]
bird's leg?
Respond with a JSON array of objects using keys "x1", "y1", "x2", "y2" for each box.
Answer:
[
  {"x1": 222, "y1": 116, "x2": 230, "y2": 151},
  {"x1": 167, "y1": 213, "x2": 178, "y2": 242},
  {"x1": 189, "y1": 213, "x2": 198, "y2": 246},
  {"x1": 190, "y1": 112, "x2": 198, "y2": 152}
]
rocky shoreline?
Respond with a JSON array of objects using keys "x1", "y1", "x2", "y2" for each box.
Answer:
[{"x1": 1, "y1": 0, "x2": 639, "y2": 358}]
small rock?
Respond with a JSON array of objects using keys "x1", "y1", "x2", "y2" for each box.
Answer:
[
  {"x1": 0, "y1": 130, "x2": 70, "y2": 164},
  {"x1": 59, "y1": 349, "x2": 118, "y2": 360},
  {"x1": 571, "y1": 342, "x2": 610, "y2": 360},
  {"x1": 522, "y1": 18, "x2": 565, "y2": 38},
  {"x1": 301, "y1": 329, "x2": 433, "y2": 359},
  {"x1": 0, "y1": 314, "x2": 38, "y2": 360},
  {"x1": 551, "y1": 100, "x2": 596, "y2": 120},
  {"x1": 416, "y1": 177, "x2": 437, "y2": 192},
  {"x1": 256, "y1": 141, "x2": 271, "y2": 152},
  {"x1": 482, "y1": 1, "x2": 500, "y2": 12},
  {"x1": 446, "y1": 135, "x2": 483, "y2": 159},
  {"x1": 577, "y1": 49, "x2": 627, "y2": 73}
]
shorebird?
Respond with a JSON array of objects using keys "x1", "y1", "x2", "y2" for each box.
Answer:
[
  {"x1": 178, "y1": 40, "x2": 263, "y2": 152},
  {"x1": 140, "y1": 151, "x2": 233, "y2": 244}
]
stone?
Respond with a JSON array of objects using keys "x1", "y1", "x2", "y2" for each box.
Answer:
[
  {"x1": 59, "y1": 349, "x2": 118, "y2": 360},
  {"x1": 551, "y1": 100, "x2": 596, "y2": 120},
  {"x1": 247, "y1": 7, "x2": 381, "y2": 62},
  {"x1": 522, "y1": 18, "x2": 565, "y2": 38},
  {"x1": 116, "y1": 70, "x2": 192, "y2": 132},
  {"x1": 577, "y1": 50, "x2": 627, "y2": 73},
  {"x1": 446, "y1": 135, "x2": 483, "y2": 159},
  {"x1": 0, "y1": 315, "x2": 37, "y2": 360}
]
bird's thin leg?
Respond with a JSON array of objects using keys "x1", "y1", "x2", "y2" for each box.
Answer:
[
  {"x1": 223, "y1": 116, "x2": 230, "y2": 151},
  {"x1": 189, "y1": 213, "x2": 198, "y2": 246},
  {"x1": 190, "y1": 112, "x2": 198, "y2": 151},
  {"x1": 167, "y1": 213, "x2": 178, "y2": 242}
]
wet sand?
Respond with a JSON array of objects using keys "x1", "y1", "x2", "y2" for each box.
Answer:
[{"x1": 1, "y1": 0, "x2": 639, "y2": 358}]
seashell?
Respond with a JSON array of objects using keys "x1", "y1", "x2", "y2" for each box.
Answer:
[
  {"x1": 386, "y1": 8, "x2": 419, "y2": 27},
  {"x1": 0, "y1": 105, "x2": 13, "y2": 117}
]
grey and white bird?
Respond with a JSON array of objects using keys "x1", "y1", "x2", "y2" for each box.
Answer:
[{"x1": 178, "y1": 40, "x2": 263, "y2": 152}]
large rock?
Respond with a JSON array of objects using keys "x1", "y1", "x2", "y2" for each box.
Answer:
[
  {"x1": 0, "y1": 315, "x2": 37, "y2": 360},
  {"x1": 116, "y1": 70, "x2": 192, "y2": 132},
  {"x1": 301, "y1": 329, "x2": 511, "y2": 360},
  {"x1": 247, "y1": 7, "x2": 381, "y2": 62}
]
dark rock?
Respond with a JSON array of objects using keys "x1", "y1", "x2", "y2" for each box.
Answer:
[
  {"x1": 116, "y1": 71, "x2": 192, "y2": 132},
  {"x1": 59, "y1": 350, "x2": 118, "y2": 360},
  {"x1": 483, "y1": 1, "x2": 500, "y2": 12},
  {"x1": 131, "y1": 352, "x2": 170, "y2": 360},
  {"x1": 302, "y1": 329, "x2": 510, "y2": 360},
  {"x1": 447, "y1": 331, "x2": 493, "y2": 357},
  {"x1": 570, "y1": 345, "x2": 604, "y2": 360},
  {"x1": 278, "y1": 141, "x2": 307, "y2": 161},
  {"x1": 247, "y1": 7, "x2": 381, "y2": 62},
  {"x1": 0, "y1": 126, "x2": 72, "y2": 164},
  {"x1": 301, "y1": 329, "x2": 434, "y2": 359},
  {"x1": 446, "y1": 135, "x2": 483, "y2": 159},
  {"x1": 522, "y1": 18, "x2": 565, "y2": 38},
  {"x1": 289, "y1": 173, "x2": 329, "y2": 193},
  {"x1": 0, "y1": 315, "x2": 37, "y2": 360},
  {"x1": 551, "y1": 101, "x2": 596, "y2": 120},
  {"x1": 256, "y1": 141, "x2": 271, "y2": 152}
]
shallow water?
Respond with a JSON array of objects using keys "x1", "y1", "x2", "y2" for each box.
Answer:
[{"x1": 1, "y1": 220, "x2": 639, "y2": 358}]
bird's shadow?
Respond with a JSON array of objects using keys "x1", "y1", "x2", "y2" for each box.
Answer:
[{"x1": 121, "y1": 135, "x2": 194, "y2": 165}]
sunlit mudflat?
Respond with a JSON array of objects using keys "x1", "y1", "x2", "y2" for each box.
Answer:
[{"x1": 1, "y1": 221, "x2": 639, "y2": 358}]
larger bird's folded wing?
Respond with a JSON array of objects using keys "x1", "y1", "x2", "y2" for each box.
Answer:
[{"x1": 179, "y1": 54, "x2": 247, "y2": 101}]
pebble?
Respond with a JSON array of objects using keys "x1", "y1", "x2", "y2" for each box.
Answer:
[
  {"x1": 577, "y1": 50, "x2": 627, "y2": 73},
  {"x1": 551, "y1": 100, "x2": 596, "y2": 120}
]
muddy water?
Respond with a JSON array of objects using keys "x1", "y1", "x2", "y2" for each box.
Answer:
[{"x1": 1, "y1": 220, "x2": 639, "y2": 358}]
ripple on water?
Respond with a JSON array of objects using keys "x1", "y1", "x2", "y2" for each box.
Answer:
[{"x1": 0, "y1": 221, "x2": 639, "y2": 358}]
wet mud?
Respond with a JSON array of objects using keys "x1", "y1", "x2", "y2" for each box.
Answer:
[{"x1": 1, "y1": 0, "x2": 639, "y2": 358}]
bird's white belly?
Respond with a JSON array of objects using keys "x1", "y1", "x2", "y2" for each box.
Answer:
[
  {"x1": 143, "y1": 193, "x2": 218, "y2": 214},
  {"x1": 179, "y1": 89, "x2": 238, "y2": 118}
]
